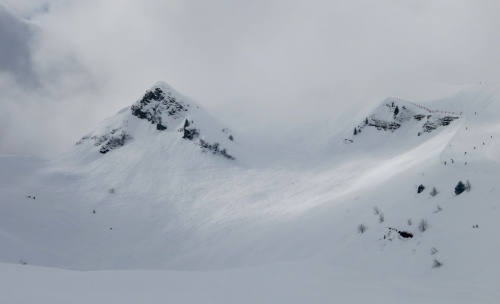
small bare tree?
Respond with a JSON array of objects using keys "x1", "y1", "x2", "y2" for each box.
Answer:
[
  {"x1": 432, "y1": 259, "x2": 443, "y2": 268},
  {"x1": 430, "y1": 247, "x2": 438, "y2": 255},
  {"x1": 358, "y1": 224, "x2": 368, "y2": 233},
  {"x1": 407, "y1": 218, "x2": 413, "y2": 226},
  {"x1": 434, "y1": 205, "x2": 442, "y2": 213},
  {"x1": 465, "y1": 180, "x2": 471, "y2": 192},
  {"x1": 373, "y1": 206, "x2": 380, "y2": 215},
  {"x1": 430, "y1": 187, "x2": 438, "y2": 197},
  {"x1": 378, "y1": 213, "x2": 385, "y2": 223},
  {"x1": 418, "y1": 219, "x2": 428, "y2": 232}
]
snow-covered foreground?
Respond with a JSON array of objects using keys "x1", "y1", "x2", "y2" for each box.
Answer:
[
  {"x1": 2, "y1": 261, "x2": 497, "y2": 304},
  {"x1": 1, "y1": 84, "x2": 500, "y2": 303}
]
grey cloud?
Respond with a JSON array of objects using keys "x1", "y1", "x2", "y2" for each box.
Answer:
[
  {"x1": 1, "y1": 0, "x2": 500, "y2": 158},
  {"x1": 0, "y1": 5, "x2": 37, "y2": 84}
]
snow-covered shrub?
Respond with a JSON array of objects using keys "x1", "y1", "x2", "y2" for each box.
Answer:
[
  {"x1": 465, "y1": 180, "x2": 471, "y2": 192},
  {"x1": 373, "y1": 206, "x2": 380, "y2": 215},
  {"x1": 432, "y1": 259, "x2": 443, "y2": 268},
  {"x1": 434, "y1": 205, "x2": 442, "y2": 213},
  {"x1": 430, "y1": 187, "x2": 438, "y2": 197},
  {"x1": 430, "y1": 247, "x2": 438, "y2": 255},
  {"x1": 418, "y1": 219, "x2": 428, "y2": 232},
  {"x1": 378, "y1": 214, "x2": 385, "y2": 223},
  {"x1": 358, "y1": 224, "x2": 368, "y2": 233},
  {"x1": 407, "y1": 218, "x2": 412, "y2": 226},
  {"x1": 108, "y1": 188, "x2": 115, "y2": 194}
]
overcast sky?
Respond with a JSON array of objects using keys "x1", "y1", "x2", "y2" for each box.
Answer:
[{"x1": 1, "y1": 0, "x2": 499, "y2": 158}]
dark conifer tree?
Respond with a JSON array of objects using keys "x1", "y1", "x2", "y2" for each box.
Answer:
[
  {"x1": 455, "y1": 181, "x2": 465, "y2": 195},
  {"x1": 417, "y1": 184, "x2": 425, "y2": 194}
]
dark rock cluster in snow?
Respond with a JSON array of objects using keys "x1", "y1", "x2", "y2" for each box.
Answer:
[
  {"x1": 131, "y1": 87, "x2": 188, "y2": 131},
  {"x1": 351, "y1": 100, "x2": 460, "y2": 140},
  {"x1": 98, "y1": 132, "x2": 133, "y2": 154},
  {"x1": 418, "y1": 116, "x2": 459, "y2": 136},
  {"x1": 76, "y1": 128, "x2": 133, "y2": 154},
  {"x1": 199, "y1": 139, "x2": 235, "y2": 160},
  {"x1": 181, "y1": 119, "x2": 199, "y2": 140}
]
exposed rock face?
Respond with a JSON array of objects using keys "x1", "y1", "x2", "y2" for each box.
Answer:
[
  {"x1": 98, "y1": 132, "x2": 133, "y2": 154},
  {"x1": 350, "y1": 99, "x2": 461, "y2": 142},
  {"x1": 182, "y1": 119, "x2": 199, "y2": 140},
  {"x1": 368, "y1": 117, "x2": 401, "y2": 131},
  {"x1": 76, "y1": 127, "x2": 133, "y2": 154},
  {"x1": 131, "y1": 87, "x2": 188, "y2": 130},
  {"x1": 419, "y1": 116, "x2": 459, "y2": 135},
  {"x1": 364, "y1": 103, "x2": 412, "y2": 132}
]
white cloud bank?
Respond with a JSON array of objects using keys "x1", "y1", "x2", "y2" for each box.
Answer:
[{"x1": 1, "y1": 0, "x2": 499, "y2": 157}]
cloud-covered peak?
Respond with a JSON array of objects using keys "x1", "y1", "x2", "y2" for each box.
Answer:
[{"x1": 72, "y1": 82, "x2": 236, "y2": 160}]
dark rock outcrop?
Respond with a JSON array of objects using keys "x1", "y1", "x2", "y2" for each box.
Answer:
[
  {"x1": 182, "y1": 119, "x2": 199, "y2": 140},
  {"x1": 131, "y1": 87, "x2": 188, "y2": 129},
  {"x1": 98, "y1": 132, "x2": 133, "y2": 154},
  {"x1": 199, "y1": 139, "x2": 235, "y2": 160},
  {"x1": 419, "y1": 116, "x2": 459, "y2": 135}
]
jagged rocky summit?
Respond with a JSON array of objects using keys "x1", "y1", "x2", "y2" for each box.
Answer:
[
  {"x1": 348, "y1": 98, "x2": 460, "y2": 142},
  {"x1": 75, "y1": 81, "x2": 236, "y2": 159}
]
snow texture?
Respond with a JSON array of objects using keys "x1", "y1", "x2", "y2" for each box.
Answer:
[{"x1": 1, "y1": 83, "x2": 500, "y2": 303}]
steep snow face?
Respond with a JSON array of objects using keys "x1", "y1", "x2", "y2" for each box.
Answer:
[{"x1": 73, "y1": 81, "x2": 236, "y2": 160}]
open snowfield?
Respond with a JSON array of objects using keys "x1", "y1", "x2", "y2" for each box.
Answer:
[
  {"x1": 2, "y1": 261, "x2": 497, "y2": 304},
  {"x1": 1, "y1": 83, "x2": 500, "y2": 303}
]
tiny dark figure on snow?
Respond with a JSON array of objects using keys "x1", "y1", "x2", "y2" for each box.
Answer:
[
  {"x1": 93, "y1": 210, "x2": 96, "y2": 214},
  {"x1": 444, "y1": 161, "x2": 446, "y2": 165}
]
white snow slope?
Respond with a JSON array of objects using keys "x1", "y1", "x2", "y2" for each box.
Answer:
[{"x1": 1, "y1": 83, "x2": 500, "y2": 303}]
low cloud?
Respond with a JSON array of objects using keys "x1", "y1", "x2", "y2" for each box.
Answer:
[{"x1": 1, "y1": 0, "x2": 499, "y2": 158}]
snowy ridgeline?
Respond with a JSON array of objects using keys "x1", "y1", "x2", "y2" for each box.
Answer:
[
  {"x1": 350, "y1": 98, "x2": 460, "y2": 139},
  {"x1": 1, "y1": 84, "x2": 500, "y2": 303}
]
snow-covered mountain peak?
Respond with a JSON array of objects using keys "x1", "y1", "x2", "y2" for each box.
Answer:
[
  {"x1": 72, "y1": 81, "x2": 237, "y2": 160},
  {"x1": 348, "y1": 98, "x2": 461, "y2": 142},
  {"x1": 130, "y1": 81, "x2": 196, "y2": 131}
]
